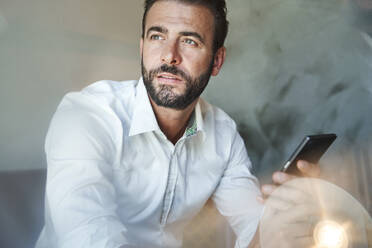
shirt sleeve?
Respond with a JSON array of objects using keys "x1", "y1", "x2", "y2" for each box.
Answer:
[
  {"x1": 212, "y1": 130, "x2": 264, "y2": 248},
  {"x1": 42, "y1": 93, "x2": 129, "y2": 248}
]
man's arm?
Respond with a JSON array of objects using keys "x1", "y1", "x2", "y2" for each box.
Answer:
[
  {"x1": 41, "y1": 93, "x2": 129, "y2": 248},
  {"x1": 212, "y1": 131, "x2": 263, "y2": 248},
  {"x1": 212, "y1": 126, "x2": 321, "y2": 248},
  {"x1": 257, "y1": 161, "x2": 322, "y2": 248},
  {"x1": 247, "y1": 228, "x2": 260, "y2": 248}
]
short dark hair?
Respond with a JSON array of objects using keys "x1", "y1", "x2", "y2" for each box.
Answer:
[{"x1": 142, "y1": 0, "x2": 229, "y2": 53}]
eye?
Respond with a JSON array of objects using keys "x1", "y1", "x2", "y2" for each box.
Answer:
[
  {"x1": 183, "y1": 38, "x2": 198, "y2": 46},
  {"x1": 150, "y1": 34, "x2": 164, "y2": 40}
]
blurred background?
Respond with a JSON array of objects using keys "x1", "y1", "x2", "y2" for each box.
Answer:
[{"x1": 0, "y1": 0, "x2": 371, "y2": 247}]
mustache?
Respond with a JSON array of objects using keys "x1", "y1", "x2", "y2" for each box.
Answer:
[{"x1": 149, "y1": 64, "x2": 191, "y2": 82}]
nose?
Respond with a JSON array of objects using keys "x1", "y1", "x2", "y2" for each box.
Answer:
[{"x1": 161, "y1": 40, "x2": 182, "y2": 65}]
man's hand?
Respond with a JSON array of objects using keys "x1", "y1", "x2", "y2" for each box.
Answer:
[
  {"x1": 258, "y1": 160, "x2": 320, "y2": 203},
  {"x1": 257, "y1": 161, "x2": 322, "y2": 248},
  {"x1": 258, "y1": 177, "x2": 323, "y2": 248}
]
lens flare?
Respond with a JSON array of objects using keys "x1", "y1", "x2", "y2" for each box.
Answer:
[{"x1": 313, "y1": 220, "x2": 348, "y2": 248}]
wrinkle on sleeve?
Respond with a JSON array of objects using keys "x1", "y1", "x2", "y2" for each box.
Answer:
[
  {"x1": 212, "y1": 130, "x2": 264, "y2": 248},
  {"x1": 42, "y1": 92, "x2": 129, "y2": 248}
]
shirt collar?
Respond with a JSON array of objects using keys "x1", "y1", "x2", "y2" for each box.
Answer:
[
  {"x1": 129, "y1": 78, "x2": 160, "y2": 137},
  {"x1": 184, "y1": 100, "x2": 205, "y2": 140},
  {"x1": 129, "y1": 77, "x2": 206, "y2": 140}
]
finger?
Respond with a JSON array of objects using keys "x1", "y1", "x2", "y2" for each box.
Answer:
[
  {"x1": 264, "y1": 195, "x2": 296, "y2": 211},
  {"x1": 262, "y1": 184, "x2": 314, "y2": 211},
  {"x1": 260, "y1": 225, "x2": 314, "y2": 248},
  {"x1": 272, "y1": 171, "x2": 297, "y2": 185},
  {"x1": 287, "y1": 236, "x2": 314, "y2": 248},
  {"x1": 257, "y1": 195, "x2": 265, "y2": 204},
  {"x1": 261, "y1": 235, "x2": 314, "y2": 248},
  {"x1": 291, "y1": 236, "x2": 314, "y2": 248},
  {"x1": 297, "y1": 160, "x2": 320, "y2": 177},
  {"x1": 260, "y1": 232, "x2": 292, "y2": 248},
  {"x1": 282, "y1": 222, "x2": 314, "y2": 238},
  {"x1": 261, "y1": 184, "x2": 277, "y2": 197},
  {"x1": 269, "y1": 184, "x2": 313, "y2": 205},
  {"x1": 272, "y1": 203, "x2": 321, "y2": 224}
]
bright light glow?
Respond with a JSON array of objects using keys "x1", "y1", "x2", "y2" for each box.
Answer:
[{"x1": 313, "y1": 220, "x2": 348, "y2": 248}]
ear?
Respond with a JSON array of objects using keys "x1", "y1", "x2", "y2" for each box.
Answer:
[
  {"x1": 211, "y1": 46, "x2": 226, "y2": 76},
  {"x1": 140, "y1": 38, "x2": 144, "y2": 57}
]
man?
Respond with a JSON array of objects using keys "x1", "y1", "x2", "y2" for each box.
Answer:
[{"x1": 36, "y1": 0, "x2": 317, "y2": 247}]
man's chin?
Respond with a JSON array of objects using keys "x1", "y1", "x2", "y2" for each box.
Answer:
[
  {"x1": 150, "y1": 88, "x2": 188, "y2": 109},
  {"x1": 154, "y1": 78, "x2": 187, "y2": 90},
  {"x1": 154, "y1": 83, "x2": 187, "y2": 96},
  {"x1": 155, "y1": 90, "x2": 184, "y2": 102}
]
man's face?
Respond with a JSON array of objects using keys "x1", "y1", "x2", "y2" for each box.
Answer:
[{"x1": 140, "y1": 1, "x2": 223, "y2": 110}]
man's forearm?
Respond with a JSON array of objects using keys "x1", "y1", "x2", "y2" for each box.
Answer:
[{"x1": 247, "y1": 228, "x2": 260, "y2": 248}]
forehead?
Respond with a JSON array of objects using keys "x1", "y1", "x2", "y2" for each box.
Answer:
[{"x1": 145, "y1": 1, "x2": 214, "y2": 38}]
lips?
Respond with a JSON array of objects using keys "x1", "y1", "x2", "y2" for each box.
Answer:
[{"x1": 157, "y1": 73, "x2": 184, "y2": 84}]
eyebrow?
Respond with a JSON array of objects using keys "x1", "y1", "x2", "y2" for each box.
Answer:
[{"x1": 146, "y1": 26, "x2": 168, "y2": 38}]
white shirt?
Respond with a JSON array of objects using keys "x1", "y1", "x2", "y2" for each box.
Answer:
[{"x1": 36, "y1": 78, "x2": 263, "y2": 248}]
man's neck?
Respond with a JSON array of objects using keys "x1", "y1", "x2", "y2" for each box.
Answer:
[{"x1": 149, "y1": 96, "x2": 198, "y2": 145}]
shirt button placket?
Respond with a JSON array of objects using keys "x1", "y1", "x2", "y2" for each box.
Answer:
[{"x1": 160, "y1": 141, "x2": 184, "y2": 226}]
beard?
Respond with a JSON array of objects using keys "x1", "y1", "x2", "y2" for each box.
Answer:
[{"x1": 141, "y1": 58, "x2": 214, "y2": 110}]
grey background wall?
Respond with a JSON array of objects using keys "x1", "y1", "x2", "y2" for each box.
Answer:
[
  {"x1": 0, "y1": 0, "x2": 371, "y2": 212},
  {"x1": 0, "y1": 0, "x2": 142, "y2": 171}
]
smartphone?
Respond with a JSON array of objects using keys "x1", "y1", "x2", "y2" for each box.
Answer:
[{"x1": 281, "y1": 134, "x2": 337, "y2": 176}]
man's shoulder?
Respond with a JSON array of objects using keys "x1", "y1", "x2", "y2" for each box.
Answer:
[
  {"x1": 46, "y1": 79, "x2": 140, "y2": 153},
  {"x1": 51, "y1": 79, "x2": 140, "y2": 132},
  {"x1": 198, "y1": 99, "x2": 244, "y2": 160},
  {"x1": 199, "y1": 98, "x2": 238, "y2": 131},
  {"x1": 59, "y1": 79, "x2": 138, "y2": 112},
  {"x1": 82, "y1": 79, "x2": 138, "y2": 95}
]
